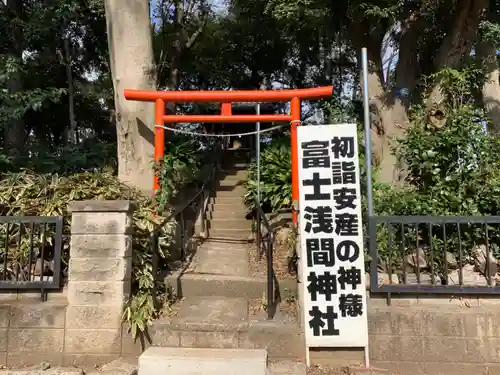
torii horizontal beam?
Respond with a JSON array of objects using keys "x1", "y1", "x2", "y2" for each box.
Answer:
[{"x1": 124, "y1": 86, "x2": 334, "y2": 223}]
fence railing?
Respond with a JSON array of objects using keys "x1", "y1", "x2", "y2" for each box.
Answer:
[
  {"x1": 0, "y1": 216, "x2": 63, "y2": 299},
  {"x1": 369, "y1": 215, "x2": 500, "y2": 297}
]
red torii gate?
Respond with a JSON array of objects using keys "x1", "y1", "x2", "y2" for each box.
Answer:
[{"x1": 124, "y1": 86, "x2": 334, "y2": 222}]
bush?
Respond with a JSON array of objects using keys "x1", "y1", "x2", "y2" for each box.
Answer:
[
  {"x1": 244, "y1": 135, "x2": 292, "y2": 212},
  {"x1": 0, "y1": 138, "x2": 203, "y2": 340},
  {"x1": 373, "y1": 102, "x2": 500, "y2": 272},
  {"x1": 155, "y1": 136, "x2": 205, "y2": 212}
]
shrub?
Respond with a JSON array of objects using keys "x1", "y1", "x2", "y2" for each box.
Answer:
[
  {"x1": 0, "y1": 138, "x2": 203, "y2": 339},
  {"x1": 244, "y1": 135, "x2": 292, "y2": 212}
]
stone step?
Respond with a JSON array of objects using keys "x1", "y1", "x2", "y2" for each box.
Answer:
[
  {"x1": 219, "y1": 173, "x2": 248, "y2": 181},
  {"x1": 208, "y1": 203, "x2": 248, "y2": 213},
  {"x1": 214, "y1": 195, "x2": 245, "y2": 203},
  {"x1": 145, "y1": 297, "x2": 304, "y2": 361},
  {"x1": 207, "y1": 210, "x2": 248, "y2": 221},
  {"x1": 209, "y1": 228, "x2": 250, "y2": 240},
  {"x1": 194, "y1": 245, "x2": 249, "y2": 276},
  {"x1": 215, "y1": 182, "x2": 246, "y2": 189},
  {"x1": 172, "y1": 296, "x2": 249, "y2": 325},
  {"x1": 209, "y1": 199, "x2": 247, "y2": 207},
  {"x1": 165, "y1": 272, "x2": 297, "y2": 299},
  {"x1": 215, "y1": 190, "x2": 247, "y2": 198},
  {"x1": 208, "y1": 219, "x2": 250, "y2": 230},
  {"x1": 217, "y1": 179, "x2": 247, "y2": 187},
  {"x1": 197, "y1": 240, "x2": 250, "y2": 251},
  {"x1": 138, "y1": 347, "x2": 267, "y2": 375}
]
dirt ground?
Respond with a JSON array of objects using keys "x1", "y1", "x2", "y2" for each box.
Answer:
[
  {"x1": 248, "y1": 239, "x2": 297, "y2": 281},
  {"x1": 306, "y1": 365, "x2": 349, "y2": 375}
]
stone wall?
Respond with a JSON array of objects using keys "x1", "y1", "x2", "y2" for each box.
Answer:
[
  {"x1": 5, "y1": 200, "x2": 500, "y2": 374},
  {"x1": 310, "y1": 294, "x2": 500, "y2": 374},
  {"x1": 0, "y1": 200, "x2": 138, "y2": 368},
  {"x1": 0, "y1": 292, "x2": 140, "y2": 368}
]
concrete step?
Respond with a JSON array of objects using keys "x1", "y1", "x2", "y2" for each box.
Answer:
[
  {"x1": 145, "y1": 297, "x2": 304, "y2": 360},
  {"x1": 208, "y1": 201, "x2": 248, "y2": 212},
  {"x1": 138, "y1": 347, "x2": 267, "y2": 375},
  {"x1": 214, "y1": 195, "x2": 245, "y2": 203},
  {"x1": 207, "y1": 208, "x2": 249, "y2": 220},
  {"x1": 194, "y1": 244, "x2": 249, "y2": 276},
  {"x1": 216, "y1": 182, "x2": 246, "y2": 189},
  {"x1": 197, "y1": 240, "x2": 250, "y2": 251},
  {"x1": 165, "y1": 272, "x2": 297, "y2": 299},
  {"x1": 217, "y1": 179, "x2": 247, "y2": 187},
  {"x1": 208, "y1": 219, "x2": 250, "y2": 230},
  {"x1": 209, "y1": 228, "x2": 250, "y2": 240},
  {"x1": 215, "y1": 190, "x2": 247, "y2": 198},
  {"x1": 172, "y1": 296, "x2": 249, "y2": 325},
  {"x1": 219, "y1": 173, "x2": 248, "y2": 181}
]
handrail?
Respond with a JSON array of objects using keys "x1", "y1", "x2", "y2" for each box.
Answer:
[
  {"x1": 255, "y1": 199, "x2": 275, "y2": 320},
  {"x1": 151, "y1": 142, "x2": 221, "y2": 237},
  {"x1": 150, "y1": 142, "x2": 221, "y2": 305}
]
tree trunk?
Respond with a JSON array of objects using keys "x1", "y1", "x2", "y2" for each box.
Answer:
[
  {"x1": 63, "y1": 32, "x2": 77, "y2": 145},
  {"x1": 477, "y1": 34, "x2": 500, "y2": 133},
  {"x1": 104, "y1": 0, "x2": 156, "y2": 194},
  {"x1": 5, "y1": 0, "x2": 25, "y2": 156},
  {"x1": 427, "y1": 0, "x2": 488, "y2": 106},
  {"x1": 367, "y1": 68, "x2": 409, "y2": 185},
  {"x1": 348, "y1": 20, "x2": 413, "y2": 185}
]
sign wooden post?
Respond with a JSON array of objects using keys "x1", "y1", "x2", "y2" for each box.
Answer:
[{"x1": 297, "y1": 124, "x2": 369, "y2": 367}]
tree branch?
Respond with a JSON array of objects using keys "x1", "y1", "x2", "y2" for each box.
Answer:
[
  {"x1": 186, "y1": 0, "x2": 196, "y2": 20},
  {"x1": 176, "y1": 0, "x2": 185, "y2": 24},
  {"x1": 185, "y1": 19, "x2": 205, "y2": 49}
]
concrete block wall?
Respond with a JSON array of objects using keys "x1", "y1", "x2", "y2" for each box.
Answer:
[
  {"x1": 310, "y1": 294, "x2": 500, "y2": 374},
  {"x1": 0, "y1": 200, "x2": 136, "y2": 368},
  {"x1": 367, "y1": 295, "x2": 500, "y2": 374},
  {"x1": 3, "y1": 200, "x2": 500, "y2": 374},
  {"x1": 0, "y1": 295, "x2": 67, "y2": 366},
  {"x1": 65, "y1": 200, "x2": 133, "y2": 365}
]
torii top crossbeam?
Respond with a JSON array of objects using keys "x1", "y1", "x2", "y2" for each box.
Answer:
[{"x1": 124, "y1": 86, "x2": 334, "y2": 222}]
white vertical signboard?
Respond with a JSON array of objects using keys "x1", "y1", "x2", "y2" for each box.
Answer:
[{"x1": 297, "y1": 124, "x2": 368, "y2": 356}]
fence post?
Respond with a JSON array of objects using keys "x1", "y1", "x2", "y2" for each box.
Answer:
[{"x1": 65, "y1": 200, "x2": 134, "y2": 362}]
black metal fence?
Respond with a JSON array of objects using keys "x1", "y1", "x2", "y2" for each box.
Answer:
[
  {"x1": 0, "y1": 216, "x2": 63, "y2": 299},
  {"x1": 369, "y1": 215, "x2": 500, "y2": 297}
]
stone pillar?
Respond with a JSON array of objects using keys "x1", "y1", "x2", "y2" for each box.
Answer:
[{"x1": 65, "y1": 200, "x2": 134, "y2": 362}]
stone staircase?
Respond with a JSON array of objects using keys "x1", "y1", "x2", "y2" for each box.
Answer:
[{"x1": 151, "y1": 149, "x2": 305, "y2": 375}]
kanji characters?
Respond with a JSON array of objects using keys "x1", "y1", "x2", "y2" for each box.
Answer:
[
  {"x1": 306, "y1": 238, "x2": 335, "y2": 267},
  {"x1": 333, "y1": 187, "x2": 357, "y2": 210},
  {"x1": 307, "y1": 271, "x2": 337, "y2": 301},
  {"x1": 303, "y1": 173, "x2": 331, "y2": 201},
  {"x1": 308, "y1": 306, "x2": 340, "y2": 336},
  {"x1": 332, "y1": 161, "x2": 356, "y2": 185},
  {"x1": 302, "y1": 140, "x2": 330, "y2": 168},
  {"x1": 331, "y1": 136, "x2": 355, "y2": 158},
  {"x1": 336, "y1": 240, "x2": 360, "y2": 262},
  {"x1": 304, "y1": 206, "x2": 333, "y2": 234},
  {"x1": 299, "y1": 130, "x2": 366, "y2": 342},
  {"x1": 335, "y1": 213, "x2": 359, "y2": 236},
  {"x1": 338, "y1": 266, "x2": 362, "y2": 290},
  {"x1": 339, "y1": 294, "x2": 364, "y2": 317}
]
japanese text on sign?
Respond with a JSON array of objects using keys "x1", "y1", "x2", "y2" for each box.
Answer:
[{"x1": 297, "y1": 124, "x2": 368, "y2": 348}]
